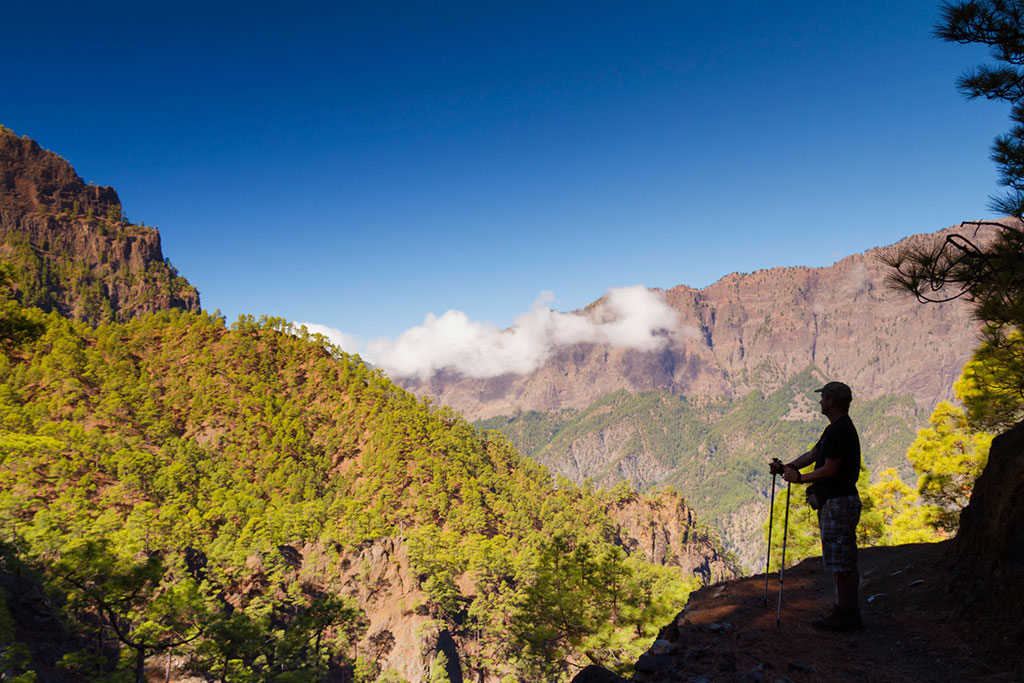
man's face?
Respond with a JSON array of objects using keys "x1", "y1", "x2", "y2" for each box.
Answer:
[{"x1": 819, "y1": 393, "x2": 832, "y2": 414}]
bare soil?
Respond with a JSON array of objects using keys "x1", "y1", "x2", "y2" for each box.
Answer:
[{"x1": 633, "y1": 541, "x2": 1019, "y2": 682}]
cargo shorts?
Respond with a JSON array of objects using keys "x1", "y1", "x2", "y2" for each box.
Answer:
[{"x1": 817, "y1": 494, "x2": 861, "y2": 573}]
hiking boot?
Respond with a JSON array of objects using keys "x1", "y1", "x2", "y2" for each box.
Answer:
[{"x1": 811, "y1": 605, "x2": 863, "y2": 632}]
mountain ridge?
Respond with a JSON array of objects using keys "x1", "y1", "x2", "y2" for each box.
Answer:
[{"x1": 399, "y1": 227, "x2": 979, "y2": 421}]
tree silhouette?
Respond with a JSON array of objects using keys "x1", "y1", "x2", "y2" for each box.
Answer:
[
  {"x1": 881, "y1": 1, "x2": 1024, "y2": 422},
  {"x1": 53, "y1": 540, "x2": 206, "y2": 683}
]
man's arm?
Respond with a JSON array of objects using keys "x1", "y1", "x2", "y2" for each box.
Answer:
[
  {"x1": 780, "y1": 446, "x2": 841, "y2": 484},
  {"x1": 795, "y1": 457, "x2": 840, "y2": 483},
  {"x1": 787, "y1": 444, "x2": 818, "y2": 471},
  {"x1": 770, "y1": 444, "x2": 817, "y2": 475}
]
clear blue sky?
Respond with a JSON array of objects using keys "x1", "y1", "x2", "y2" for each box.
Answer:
[{"x1": 1, "y1": 1, "x2": 1010, "y2": 344}]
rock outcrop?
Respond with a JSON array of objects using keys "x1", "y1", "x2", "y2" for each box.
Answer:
[
  {"x1": 331, "y1": 537, "x2": 457, "y2": 683},
  {"x1": 0, "y1": 126, "x2": 199, "y2": 322}
]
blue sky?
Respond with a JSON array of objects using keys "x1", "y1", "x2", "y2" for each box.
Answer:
[{"x1": 1, "y1": 1, "x2": 1010, "y2": 349}]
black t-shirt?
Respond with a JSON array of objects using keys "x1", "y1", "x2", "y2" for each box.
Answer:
[{"x1": 813, "y1": 414, "x2": 861, "y2": 500}]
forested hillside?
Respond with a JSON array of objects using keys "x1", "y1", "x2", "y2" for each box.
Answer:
[{"x1": 0, "y1": 296, "x2": 736, "y2": 682}]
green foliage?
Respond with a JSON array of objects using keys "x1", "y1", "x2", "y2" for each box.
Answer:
[
  {"x1": 428, "y1": 651, "x2": 449, "y2": 683},
  {"x1": 0, "y1": 265, "x2": 45, "y2": 349},
  {"x1": 0, "y1": 551, "x2": 37, "y2": 682},
  {"x1": 510, "y1": 535, "x2": 698, "y2": 680},
  {"x1": 859, "y1": 468, "x2": 941, "y2": 545},
  {"x1": 955, "y1": 333, "x2": 1024, "y2": 431},
  {"x1": 50, "y1": 539, "x2": 207, "y2": 682},
  {"x1": 906, "y1": 400, "x2": 992, "y2": 533},
  {"x1": 475, "y1": 408, "x2": 578, "y2": 457},
  {"x1": 764, "y1": 481, "x2": 820, "y2": 572}
]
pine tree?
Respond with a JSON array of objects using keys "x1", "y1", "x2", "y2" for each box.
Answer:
[{"x1": 906, "y1": 402, "x2": 993, "y2": 532}]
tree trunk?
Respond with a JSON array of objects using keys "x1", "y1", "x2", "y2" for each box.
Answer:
[{"x1": 135, "y1": 644, "x2": 145, "y2": 683}]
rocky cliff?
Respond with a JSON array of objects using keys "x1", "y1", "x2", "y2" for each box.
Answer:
[
  {"x1": 308, "y1": 537, "x2": 456, "y2": 683},
  {"x1": 948, "y1": 418, "x2": 1024, "y2": 671},
  {"x1": 400, "y1": 228, "x2": 979, "y2": 421},
  {"x1": 0, "y1": 126, "x2": 199, "y2": 322}
]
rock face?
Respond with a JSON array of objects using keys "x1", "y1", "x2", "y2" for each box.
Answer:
[
  {"x1": 331, "y1": 537, "x2": 456, "y2": 683},
  {"x1": 607, "y1": 492, "x2": 736, "y2": 584},
  {"x1": 948, "y1": 418, "x2": 1024, "y2": 670},
  {"x1": 400, "y1": 227, "x2": 980, "y2": 421},
  {"x1": 0, "y1": 127, "x2": 199, "y2": 322}
]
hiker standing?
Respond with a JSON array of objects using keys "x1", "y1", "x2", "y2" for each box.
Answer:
[{"x1": 771, "y1": 381, "x2": 863, "y2": 631}]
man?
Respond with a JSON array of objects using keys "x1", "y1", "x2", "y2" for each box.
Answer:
[{"x1": 771, "y1": 381, "x2": 863, "y2": 631}]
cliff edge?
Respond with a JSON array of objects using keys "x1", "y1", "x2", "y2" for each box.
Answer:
[{"x1": 576, "y1": 417, "x2": 1024, "y2": 682}]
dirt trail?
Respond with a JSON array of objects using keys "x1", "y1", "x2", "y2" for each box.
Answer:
[{"x1": 631, "y1": 541, "x2": 1018, "y2": 682}]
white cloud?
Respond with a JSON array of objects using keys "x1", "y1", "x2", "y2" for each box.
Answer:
[
  {"x1": 293, "y1": 322, "x2": 362, "y2": 354},
  {"x1": 364, "y1": 285, "x2": 691, "y2": 380}
]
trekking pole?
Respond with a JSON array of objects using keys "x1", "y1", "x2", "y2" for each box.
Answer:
[
  {"x1": 763, "y1": 465, "x2": 778, "y2": 607},
  {"x1": 776, "y1": 480, "x2": 792, "y2": 626}
]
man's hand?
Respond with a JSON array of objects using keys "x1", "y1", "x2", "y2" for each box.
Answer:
[
  {"x1": 769, "y1": 458, "x2": 784, "y2": 475},
  {"x1": 782, "y1": 466, "x2": 801, "y2": 483}
]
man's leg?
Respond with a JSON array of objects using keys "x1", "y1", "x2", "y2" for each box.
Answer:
[
  {"x1": 813, "y1": 496, "x2": 862, "y2": 631},
  {"x1": 835, "y1": 568, "x2": 859, "y2": 607}
]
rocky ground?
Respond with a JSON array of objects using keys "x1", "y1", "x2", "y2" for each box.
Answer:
[{"x1": 575, "y1": 541, "x2": 1020, "y2": 683}]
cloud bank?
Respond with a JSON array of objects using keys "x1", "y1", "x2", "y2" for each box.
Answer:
[
  {"x1": 298, "y1": 286, "x2": 689, "y2": 380},
  {"x1": 363, "y1": 285, "x2": 688, "y2": 380}
]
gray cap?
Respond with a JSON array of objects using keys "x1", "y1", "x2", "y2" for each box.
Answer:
[{"x1": 815, "y1": 381, "x2": 852, "y2": 401}]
